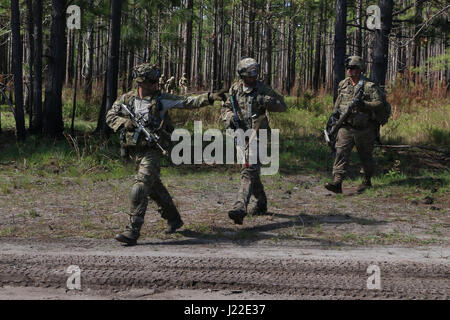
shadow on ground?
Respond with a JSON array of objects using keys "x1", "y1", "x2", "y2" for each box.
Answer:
[{"x1": 136, "y1": 212, "x2": 386, "y2": 247}]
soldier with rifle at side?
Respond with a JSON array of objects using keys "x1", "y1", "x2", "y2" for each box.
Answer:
[
  {"x1": 106, "y1": 63, "x2": 227, "y2": 245},
  {"x1": 221, "y1": 58, "x2": 287, "y2": 225},
  {"x1": 324, "y1": 56, "x2": 385, "y2": 194}
]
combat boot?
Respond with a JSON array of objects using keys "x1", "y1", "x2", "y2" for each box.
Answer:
[
  {"x1": 357, "y1": 176, "x2": 372, "y2": 193},
  {"x1": 249, "y1": 198, "x2": 267, "y2": 216},
  {"x1": 165, "y1": 218, "x2": 184, "y2": 234},
  {"x1": 115, "y1": 216, "x2": 144, "y2": 246},
  {"x1": 228, "y1": 202, "x2": 246, "y2": 225},
  {"x1": 324, "y1": 176, "x2": 343, "y2": 194}
]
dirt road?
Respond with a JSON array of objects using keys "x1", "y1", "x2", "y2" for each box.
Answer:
[{"x1": 0, "y1": 238, "x2": 448, "y2": 300}]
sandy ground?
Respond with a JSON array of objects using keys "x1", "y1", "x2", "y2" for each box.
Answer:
[{"x1": 0, "y1": 238, "x2": 448, "y2": 300}]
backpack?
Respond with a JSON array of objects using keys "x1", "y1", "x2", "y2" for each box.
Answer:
[{"x1": 373, "y1": 86, "x2": 391, "y2": 126}]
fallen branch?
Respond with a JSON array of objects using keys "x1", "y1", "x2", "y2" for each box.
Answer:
[{"x1": 375, "y1": 144, "x2": 450, "y2": 156}]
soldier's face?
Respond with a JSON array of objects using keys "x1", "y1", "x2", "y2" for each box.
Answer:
[
  {"x1": 139, "y1": 79, "x2": 159, "y2": 94},
  {"x1": 347, "y1": 66, "x2": 361, "y2": 78},
  {"x1": 243, "y1": 76, "x2": 256, "y2": 86}
]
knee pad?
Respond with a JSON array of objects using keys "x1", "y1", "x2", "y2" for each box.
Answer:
[{"x1": 130, "y1": 182, "x2": 149, "y2": 206}]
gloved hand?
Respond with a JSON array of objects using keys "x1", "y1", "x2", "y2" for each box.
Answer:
[
  {"x1": 124, "y1": 119, "x2": 135, "y2": 131},
  {"x1": 208, "y1": 88, "x2": 229, "y2": 103},
  {"x1": 353, "y1": 98, "x2": 365, "y2": 111}
]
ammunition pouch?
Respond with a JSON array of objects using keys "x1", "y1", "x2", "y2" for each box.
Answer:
[{"x1": 346, "y1": 112, "x2": 370, "y2": 129}]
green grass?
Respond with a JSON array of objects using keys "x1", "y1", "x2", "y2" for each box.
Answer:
[{"x1": 1, "y1": 89, "x2": 448, "y2": 185}]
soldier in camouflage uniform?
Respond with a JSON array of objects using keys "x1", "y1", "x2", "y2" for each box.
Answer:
[
  {"x1": 324, "y1": 56, "x2": 384, "y2": 194},
  {"x1": 106, "y1": 63, "x2": 226, "y2": 245},
  {"x1": 179, "y1": 73, "x2": 188, "y2": 95},
  {"x1": 159, "y1": 74, "x2": 166, "y2": 92},
  {"x1": 221, "y1": 58, "x2": 287, "y2": 225},
  {"x1": 165, "y1": 76, "x2": 176, "y2": 94}
]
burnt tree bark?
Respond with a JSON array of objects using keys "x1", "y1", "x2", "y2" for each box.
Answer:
[
  {"x1": 31, "y1": 0, "x2": 43, "y2": 134},
  {"x1": 333, "y1": 0, "x2": 347, "y2": 102},
  {"x1": 43, "y1": 0, "x2": 67, "y2": 138},
  {"x1": 372, "y1": 0, "x2": 393, "y2": 87},
  {"x1": 101, "y1": 0, "x2": 122, "y2": 135},
  {"x1": 11, "y1": 0, "x2": 26, "y2": 140}
]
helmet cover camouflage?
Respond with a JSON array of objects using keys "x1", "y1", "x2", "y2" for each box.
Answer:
[
  {"x1": 345, "y1": 56, "x2": 364, "y2": 71},
  {"x1": 132, "y1": 63, "x2": 161, "y2": 83},
  {"x1": 237, "y1": 58, "x2": 259, "y2": 78}
]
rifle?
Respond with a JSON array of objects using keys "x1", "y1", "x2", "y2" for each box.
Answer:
[
  {"x1": 121, "y1": 103, "x2": 168, "y2": 156},
  {"x1": 229, "y1": 95, "x2": 242, "y2": 130},
  {"x1": 229, "y1": 94, "x2": 263, "y2": 168},
  {"x1": 324, "y1": 79, "x2": 365, "y2": 150}
]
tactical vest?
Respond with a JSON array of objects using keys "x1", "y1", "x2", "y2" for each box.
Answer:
[
  {"x1": 337, "y1": 79, "x2": 371, "y2": 129},
  {"x1": 121, "y1": 94, "x2": 173, "y2": 150},
  {"x1": 232, "y1": 81, "x2": 269, "y2": 131}
]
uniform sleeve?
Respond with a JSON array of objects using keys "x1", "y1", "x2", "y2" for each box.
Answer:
[
  {"x1": 181, "y1": 92, "x2": 211, "y2": 109},
  {"x1": 158, "y1": 92, "x2": 212, "y2": 119},
  {"x1": 106, "y1": 95, "x2": 129, "y2": 132}
]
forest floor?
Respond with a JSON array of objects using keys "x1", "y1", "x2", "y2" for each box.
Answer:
[
  {"x1": 0, "y1": 147, "x2": 449, "y2": 299},
  {"x1": 0, "y1": 94, "x2": 449, "y2": 299}
]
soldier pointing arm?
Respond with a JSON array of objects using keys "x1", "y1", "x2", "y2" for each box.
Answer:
[{"x1": 106, "y1": 63, "x2": 226, "y2": 246}]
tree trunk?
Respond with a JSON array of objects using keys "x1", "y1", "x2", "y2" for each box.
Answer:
[
  {"x1": 102, "y1": 0, "x2": 122, "y2": 135},
  {"x1": 31, "y1": 0, "x2": 43, "y2": 134},
  {"x1": 84, "y1": 26, "x2": 94, "y2": 102},
  {"x1": 227, "y1": 1, "x2": 236, "y2": 87},
  {"x1": 196, "y1": 0, "x2": 203, "y2": 90},
  {"x1": 355, "y1": 0, "x2": 363, "y2": 56},
  {"x1": 313, "y1": 0, "x2": 324, "y2": 91},
  {"x1": 25, "y1": 0, "x2": 34, "y2": 128},
  {"x1": 211, "y1": 0, "x2": 218, "y2": 91},
  {"x1": 333, "y1": 0, "x2": 347, "y2": 102},
  {"x1": 239, "y1": 1, "x2": 246, "y2": 59},
  {"x1": 11, "y1": 0, "x2": 26, "y2": 140},
  {"x1": 264, "y1": 1, "x2": 272, "y2": 86},
  {"x1": 372, "y1": 0, "x2": 393, "y2": 87},
  {"x1": 71, "y1": 33, "x2": 82, "y2": 135},
  {"x1": 247, "y1": 0, "x2": 255, "y2": 58},
  {"x1": 183, "y1": 0, "x2": 194, "y2": 82},
  {"x1": 43, "y1": 0, "x2": 67, "y2": 138}
]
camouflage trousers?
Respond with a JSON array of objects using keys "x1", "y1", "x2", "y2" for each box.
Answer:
[
  {"x1": 180, "y1": 85, "x2": 187, "y2": 95},
  {"x1": 127, "y1": 148, "x2": 181, "y2": 228},
  {"x1": 233, "y1": 162, "x2": 267, "y2": 214},
  {"x1": 332, "y1": 125, "x2": 376, "y2": 180}
]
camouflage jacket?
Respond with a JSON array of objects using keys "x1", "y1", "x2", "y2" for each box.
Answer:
[
  {"x1": 333, "y1": 75, "x2": 384, "y2": 128},
  {"x1": 106, "y1": 89, "x2": 211, "y2": 149},
  {"x1": 221, "y1": 79, "x2": 287, "y2": 131},
  {"x1": 179, "y1": 77, "x2": 188, "y2": 86}
]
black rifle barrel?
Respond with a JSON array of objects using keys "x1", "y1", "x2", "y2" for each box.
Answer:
[{"x1": 121, "y1": 103, "x2": 168, "y2": 156}]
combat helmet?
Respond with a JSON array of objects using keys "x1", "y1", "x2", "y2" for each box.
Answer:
[
  {"x1": 132, "y1": 63, "x2": 161, "y2": 83},
  {"x1": 345, "y1": 56, "x2": 364, "y2": 71},
  {"x1": 237, "y1": 58, "x2": 259, "y2": 78}
]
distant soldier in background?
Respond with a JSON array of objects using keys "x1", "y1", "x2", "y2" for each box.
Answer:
[
  {"x1": 159, "y1": 74, "x2": 166, "y2": 92},
  {"x1": 106, "y1": 63, "x2": 227, "y2": 246},
  {"x1": 165, "y1": 76, "x2": 176, "y2": 94},
  {"x1": 324, "y1": 56, "x2": 385, "y2": 194},
  {"x1": 221, "y1": 58, "x2": 287, "y2": 225},
  {"x1": 179, "y1": 73, "x2": 188, "y2": 95}
]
